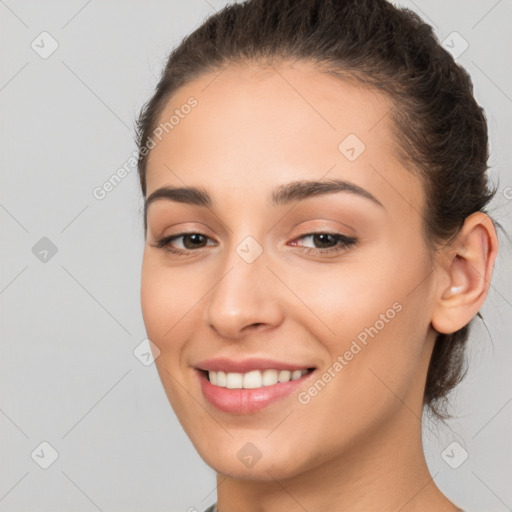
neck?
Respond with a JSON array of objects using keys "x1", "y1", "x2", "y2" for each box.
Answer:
[{"x1": 215, "y1": 407, "x2": 458, "y2": 512}]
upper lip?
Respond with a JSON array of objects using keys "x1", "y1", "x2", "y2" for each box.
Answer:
[{"x1": 196, "y1": 357, "x2": 315, "y2": 373}]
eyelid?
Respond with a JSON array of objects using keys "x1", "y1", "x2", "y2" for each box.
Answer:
[
  {"x1": 292, "y1": 221, "x2": 355, "y2": 237},
  {"x1": 291, "y1": 231, "x2": 356, "y2": 244},
  {"x1": 149, "y1": 221, "x2": 213, "y2": 241},
  {"x1": 154, "y1": 230, "x2": 215, "y2": 249},
  {"x1": 289, "y1": 231, "x2": 357, "y2": 252}
]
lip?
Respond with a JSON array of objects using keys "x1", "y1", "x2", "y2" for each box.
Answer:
[
  {"x1": 195, "y1": 360, "x2": 316, "y2": 414},
  {"x1": 196, "y1": 357, "x2": 313, "y2": 373}
]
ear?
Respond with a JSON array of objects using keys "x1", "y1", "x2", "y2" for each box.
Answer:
[{"x1": 431, "y1": 212, "x2": 499, "y2": 334}]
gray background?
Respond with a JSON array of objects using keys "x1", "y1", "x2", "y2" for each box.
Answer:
[{"x1": 1, "y1": 1, "x2": 511, "y2": 511}]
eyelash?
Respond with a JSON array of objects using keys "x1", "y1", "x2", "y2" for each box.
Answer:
[{"x1": 153, "y1": 231, "x2": 357, "y2": 257}]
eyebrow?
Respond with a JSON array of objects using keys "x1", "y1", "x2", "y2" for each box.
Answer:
[{"x1": 144, "y1": 178, "x2": 384, "y2": 227}]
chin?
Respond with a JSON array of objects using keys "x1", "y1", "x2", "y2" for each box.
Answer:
[
  {"x1": 187, "y1": 430, "x2": 322, "y2": 482},
  {"x1": 201, "y1": 451, "x2": 303, "y2": 481}
]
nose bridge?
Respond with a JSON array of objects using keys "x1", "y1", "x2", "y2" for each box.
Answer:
[{"x1": 204, "y1": 235, "x2": 283, "y2": 338}]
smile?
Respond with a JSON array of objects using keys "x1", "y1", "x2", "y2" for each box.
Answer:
[
  {"x1": 207, "y1": 368, "x2": 310, "y2": 389},
  {"x1": 195, "y1": 359, "x2": 316, "y2": 414}
]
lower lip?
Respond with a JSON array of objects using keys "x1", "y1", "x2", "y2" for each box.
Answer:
[{"x1": 198, "y1": 370, "x2": 314, "y2": 414}]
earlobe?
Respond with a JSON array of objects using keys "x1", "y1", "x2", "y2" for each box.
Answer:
[{"x1": 431, "y1": 212, "x2": 498, "y2": 335}]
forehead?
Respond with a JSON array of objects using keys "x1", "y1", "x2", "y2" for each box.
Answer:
[
  {"x1": 145, "y1": 60, "x2": 424, "y2": 217},
  {"x1": 150, "y1": 60, "x2": 395, "y2": 159}
]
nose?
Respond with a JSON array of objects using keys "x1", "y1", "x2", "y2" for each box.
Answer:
[{"x1": 203, "y1": 242, "x2": 285, "y2": 340}]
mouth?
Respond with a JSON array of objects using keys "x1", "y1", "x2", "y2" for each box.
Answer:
[
  {"x1": 204, "y1": 368, "x2": 313, "y2": 388},
  {"x1": 195, "y1": 361, "x2": 316, "y2": 414}
]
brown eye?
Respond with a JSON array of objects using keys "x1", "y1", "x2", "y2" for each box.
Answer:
[
  {"x1": 311, "y1": 233, "x2": 338, "y2": 249},
  {"x1": 181, "y1": 233, "x2": 208, "y2": 249},
  {"x1": 155, "y1": 232, "x2": 216, "y2": 255},
  {"x1": 291, "y1": 232, "x2": 357, "y2": 256}
]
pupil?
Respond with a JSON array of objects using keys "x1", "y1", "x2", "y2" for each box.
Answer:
[
  {"x1": 184, "y1": 234, "x2": 205, "y2": 249},
  {"x1": 314, "y1": 233, "x2": 336, "y2": 248}
]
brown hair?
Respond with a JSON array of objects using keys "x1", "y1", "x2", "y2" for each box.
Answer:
[{"x1": 135, "y1": 0, "x2": 498, "y2": 419}]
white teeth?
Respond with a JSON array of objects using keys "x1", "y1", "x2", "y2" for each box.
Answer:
[
  {"x1": 225, "y1": 372, "x2": 243, "y2": 389},
  {"x1": 262, "y1": 369, "x2": 279, "y2": 386},
  {"x1": 291, "y1": 370, "x2": 302, "y2": 380},
  {"x1": 207, "y1": 369, "x2": 309, "y2": 389},
  {"x1": 243, "y1": 370, "x2": 262, "y2": 389},
  {"x1": 216, "y1": 371, "x2": 226, "y2": 387},
  {"x1": 278, "y1": 370, "x2": 291, "y2": 383}
]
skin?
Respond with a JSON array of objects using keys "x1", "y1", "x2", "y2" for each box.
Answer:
[{"x1": 140, "y1": 60, "x2": 498, "y2": 511}]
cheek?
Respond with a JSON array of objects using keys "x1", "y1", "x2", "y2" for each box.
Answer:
[
  {"x1": 286, "y1": 260, "x2": 402, "y2": 348},
  {"x1": 140, "y1": 258, "x2": 168, "y2": 340},
  {"x1": 140, "y1": 254, "x2": 200, "y2": 348},
  {"x1": 306, "y1": 238, "x2": 429, "y2": 336},
  {"x1": 291, "y1": 245, "x2": 432, "y2": 397},
  {"x1": 140, "y1": 255, "x2": 204, "y2": 415}
]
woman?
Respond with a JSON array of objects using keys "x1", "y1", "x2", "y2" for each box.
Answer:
[{"x1": 136, "y1": 0, "x2": 499, "y2": 510}]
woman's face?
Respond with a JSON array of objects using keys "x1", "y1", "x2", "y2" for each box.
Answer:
[{"x1": 141, "y1": 60, "x2": 439, "y2": 479}]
